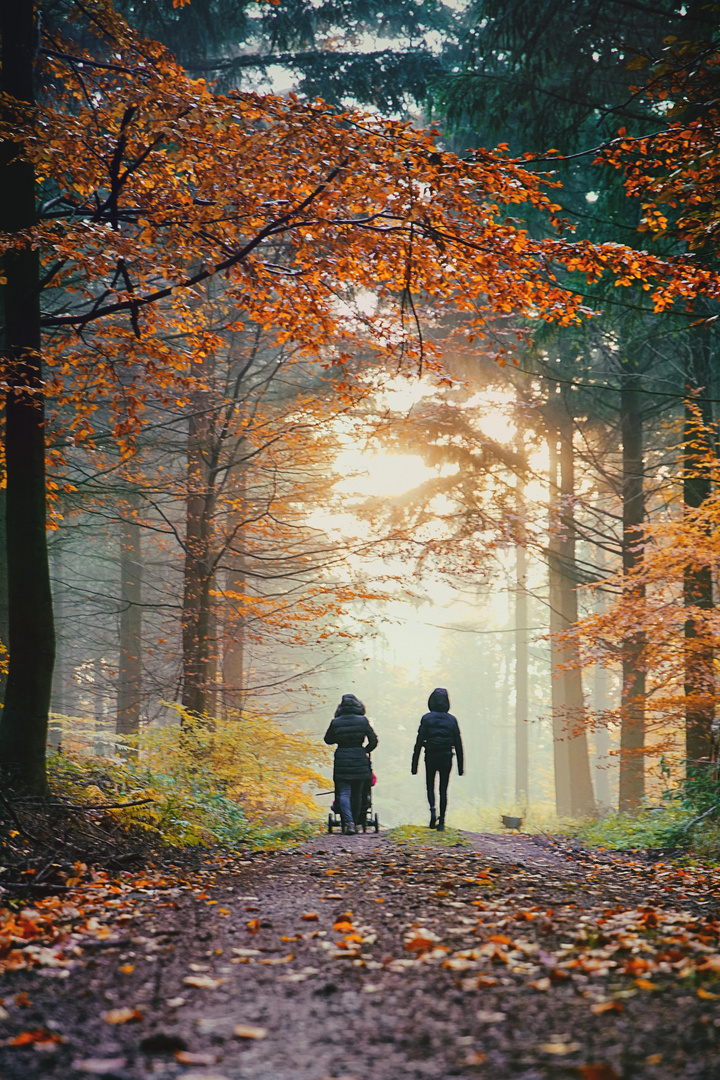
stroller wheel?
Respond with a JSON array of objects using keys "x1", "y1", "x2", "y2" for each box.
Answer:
[
  {"x1": 373, "y1": 813, "x2": 379, "y2": 833},
  {"x1": 327, "y1": 812, "x2": 334, "y2": 834},
  {"x1": 362, "y1": 819, "x2": 367, "y2": 833}
]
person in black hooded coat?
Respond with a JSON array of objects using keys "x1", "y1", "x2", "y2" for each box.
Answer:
[
  {"x1": 411, "y1": 687, "x2": 463, "y2": 831},
  {"x1": 324, "y1": 693, "x2": 378, "y2": 835}
]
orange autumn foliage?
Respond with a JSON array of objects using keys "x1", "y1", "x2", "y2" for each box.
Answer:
[
  {"x1": 563, "y1": 435, "x2": 720, "y2": 769},
  {"x1": 3, "y1": 0, "x2": 720, "y2": 460},
  {"x1": 602, "y1": 42, "x2": 720, "y2": 256}
]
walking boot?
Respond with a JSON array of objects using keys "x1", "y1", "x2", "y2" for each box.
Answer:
[
  {"x1": 429, "y1": 809, "x2": 437, "y2": 829},
  {"x1": 345, "y1": 823, "x2": 357, "y2": 835},
  {"x1": 436, "y1": 819, "x2": 445, "y2": 832}
]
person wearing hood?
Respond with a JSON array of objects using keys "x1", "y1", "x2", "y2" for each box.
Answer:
[
  {"x1": 324, "y1": 693, "x2": 378, "y2": 835},
  {"x1": 411, "y1": 687, "x2": 464, "y2": 831}
]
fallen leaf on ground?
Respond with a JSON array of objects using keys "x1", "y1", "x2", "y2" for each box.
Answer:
[
  {"x1": 696, "y1": 987, "x2": 720, "y2": 1000},
  {"x1": 102, "y1": 1008, "x2": 143, "y2": 1024},
  {"x1": 576, "y1": 1067, "x2": 620, "y2": 1080},
  {"x1": 541, "y1": 1041, "x2": 581, "y2": 1055},
  {"x1": 465, "y1": 1051, "x2": 486, "y2": 1065},
  {"x1": 528, "y1": 977, "x2": 551, "y2": 991},
  {"x1": 175, "y1": 1051, "x2": 218, "y2": 1065},
  {"x1": 233, "y1": 1024, "x2": 268, "y2": 1040},
  {"x1": 591, "y1": 1001, "x2": 623, "y2": 1014},
  {"x1": 183, "y1": 975, "x2": 225, "y2": 989},
  {"x1": 404, "y1": 936, "x2": 438, "y2": 952},
  {"x1": 301, "y1": 912, "x2": 319, "y2": 922},
  {"x1": 6, "y1": 1029, "x2": 65, "y2": 1047}
]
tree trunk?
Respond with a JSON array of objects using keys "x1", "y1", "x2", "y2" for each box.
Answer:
[
  {"x1": 548, "y1": 425, "x2": 572, "y2": 816},
  {"x1": 592, "y1": 665, "x2": 614, "y2": 810},
  {"x1": 222, "y1": 567, "x2": 245, "y2": 714},
  {"x1": 0, "y1": 488, "x2": 8, "y2": 706},
  {"x1": 619, "y1": 361, "x2": 646, "y2": 811},
  {"x1": 683, "y1": 345, "x2": 714, "y2": 766},
  {"x1": 181, "y1": 407, "x2": 214, "y2": 717},
  {"x1": 48, "y1": 540, "x2": 64, "y2": 751},
  {"x1": 591, "y1": 543, "x2": 614, "y2": 811},
  {"x1": 0, "y1": 0, "x2": 55, "y2": 794},
  {"x1": 117, "y1": 494, "x2": 143, "y2": 745},
  {"x1": 557, "y1": 407, "x2": 595, "y2": 817},
  {"x1": 515, "y1": 475, "x2": 529, "y2": 807}
]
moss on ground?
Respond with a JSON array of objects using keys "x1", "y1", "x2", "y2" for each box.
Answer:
[{"x1": 386, "y1": 823, "x2": 469, "y2": 846}]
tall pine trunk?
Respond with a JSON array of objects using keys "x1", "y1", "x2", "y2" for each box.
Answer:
[
  {"x1": 548, "y1": 425, "x2": 572, "y2": 816},
  {"x1": 0, "y1": 0, "x2": 55, "y2": 794},
  {"x1": 514, "y1": 467, "x2": 529, "y2": 807},
  {"x1": 181, "y1": 407, "x2": 214, "y2": 717},
  {"x1": 548, "y1": 401, "x2": 595, "y2": 817},
  {"x1": 222, "y1": 567, "x2": 245, "y2": 714},
  {"x1": 683, "y1": 346, "x2": 714, "y2": 767},
  {"x1": 117, "y1": 494, "x2": 143, "y2": 744},
  {"x1": 619, "y1": 361, "x2": 646, "y2": 810},
  {"x1": 558, "y1": 407, "x2": 595, "y2": 817}
]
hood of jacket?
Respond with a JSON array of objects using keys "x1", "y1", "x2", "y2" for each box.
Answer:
[
  {"x1": 334, "y1": 693, "x2": 366, "y2": 717},
  {"x1": 428, "y1": 687, "x2": 450, "y2": 713}
]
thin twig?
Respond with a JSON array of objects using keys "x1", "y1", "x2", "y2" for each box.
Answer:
[{"x1": 49, "y1": 798, "x2": 155, "y2": 811}]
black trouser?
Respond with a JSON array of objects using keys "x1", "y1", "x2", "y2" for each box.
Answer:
[{"x1": 425, "y1": 753, "x2": 452, "y2": 820}]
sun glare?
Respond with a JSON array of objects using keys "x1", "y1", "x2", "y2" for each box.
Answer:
[{"x1": 334, "y1": 450, "x2": 436, "y2": 497}]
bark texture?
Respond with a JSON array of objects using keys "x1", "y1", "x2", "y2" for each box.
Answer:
[
  {"x1": 619, "y1": 362, "x2": 646, "y2": 811},
  {"x1": 117, "y1": 495, "x2": 143, "y2": 742},
  {"x1": 0, "y1": 0, "x2": 55, "y2": 794},
  {"x1": 683, "y1": 345, "x2": 715, "y2": 766},
  {"x1": 548, "y1": 402, "x2": 596, "y2": 818}
]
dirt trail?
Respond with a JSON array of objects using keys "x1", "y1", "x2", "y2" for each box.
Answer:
[{"x1": 1, "y1": 830, "x2": 719, "y2": 1080}]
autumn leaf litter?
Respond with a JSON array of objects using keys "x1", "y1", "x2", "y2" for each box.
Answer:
[{"x1": 0, "y1": 832, "x2": 718, "y2": 1078}]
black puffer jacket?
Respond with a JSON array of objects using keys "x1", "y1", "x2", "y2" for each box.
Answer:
[
  {"x1": 324, "y1": 693, "x2": 378, "y2": 781},
  {"x1": 411, "y1": 688, "x2": 464, "y2": 775}
]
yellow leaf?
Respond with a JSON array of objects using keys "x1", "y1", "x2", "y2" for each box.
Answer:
[{"x1": 541, "y1": 1041, "x2": 581, "y2": 1055}]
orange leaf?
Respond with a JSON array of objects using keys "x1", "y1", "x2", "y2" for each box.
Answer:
[
  {"x1": 404, "y1": 936, "x2": 437, "y2": 953},
  {"x1": 577, "y1": 1067, "x2": 620, "y2": 1080},
  {"x1": 233, "y1": 1025, "x2": 268, "y2": 1040},
  {"x1": 8, "y1": 1029, "x2": 64, "y2": 1046},
  {"x1": 591, "y1": 1001, "x2": 623, "y2": 1015},
  {"x1": 102, "y1": 1008, "x2": 143, "y2": 1025}
]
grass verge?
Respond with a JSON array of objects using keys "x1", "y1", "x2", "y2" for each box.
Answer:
[{"x1": 386, "y1": 824, "x2": 469, "y2": 847}]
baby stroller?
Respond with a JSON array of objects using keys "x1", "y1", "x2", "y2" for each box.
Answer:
[{"x1": 327, "y1": 768, "x2": 379, "y2": 834}]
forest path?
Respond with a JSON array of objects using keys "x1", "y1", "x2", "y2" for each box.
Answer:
[{"x1": 1, "y1": 829, "x2": 719, "y2": 1080}]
